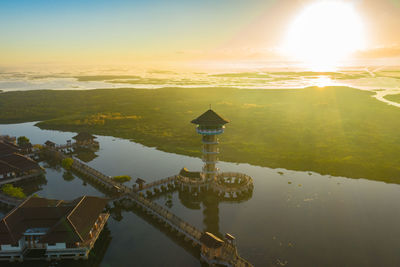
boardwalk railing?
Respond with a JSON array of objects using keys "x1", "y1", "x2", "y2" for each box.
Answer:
[{"x1": 135, "y1": 176, "x2": 178, "y2": 192}]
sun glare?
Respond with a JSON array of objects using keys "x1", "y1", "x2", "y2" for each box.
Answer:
[{"x1": 283, "y1": 1, "x2": 365, "y2": 71}]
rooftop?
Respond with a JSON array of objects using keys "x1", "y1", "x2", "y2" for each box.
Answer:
[
  {"x1": 136, "y1": 178, "x2": 146, "y2": 184},
  {"x1": 179, "y1": 168, "x2": 202, "y2": 179},
  {"x1": 191, "y1": 109, "x2": 229, "y2": 126},
  {"x1": 200, "y1": 232, "x2": 224, "y2": 249},
  {"x1": 0, "y1": 153, "x2": 41, "y2": 175},
  {"x1": 0, "y1": 196, "x2": 108, "y2": 245},
  {"x1": 0, "y1": 141, "x2": 20, "y2": 156},
  {"x1": 44, "y1": 140, "x2": 55, "y2": 146}
]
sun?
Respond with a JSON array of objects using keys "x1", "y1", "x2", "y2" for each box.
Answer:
[{"x1": 282, "y1": 1, "x2": 365, "y2": 71}]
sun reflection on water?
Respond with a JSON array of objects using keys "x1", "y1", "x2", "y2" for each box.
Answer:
[{"x1": 311, "y1": 76, "x2": 336, "y2": 88}]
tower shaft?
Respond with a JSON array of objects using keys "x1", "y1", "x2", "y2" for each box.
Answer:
[{"x1": 202, "y1": 134, "x2": 219, "y2": 181}]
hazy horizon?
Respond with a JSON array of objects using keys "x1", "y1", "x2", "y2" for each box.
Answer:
[{"x1": 1, "y1": 0, "x2": 400, "y2": 69}]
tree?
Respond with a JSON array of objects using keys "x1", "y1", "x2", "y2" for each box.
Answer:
[
  {"x1": 17, "y1": 136, "x2": 30, "y2": 146},
  {"x1": 61, "y1": 157, "x2": 74, "y2": 170},
  {"x1": 33, "y1": 144, "x2": 43, "y2": 150},
  {"x1": 112, "y1": 175, "x2": 131, "y2": 183},
  {"x1": 1, "y1": 184, "x2": 26, "y2": 199}
]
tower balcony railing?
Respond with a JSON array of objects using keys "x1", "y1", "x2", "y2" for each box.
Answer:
[
  {"x1": 196, "y1": 127, "x2": 224, "y2": 135},
  {"x1": 202, "y1": 148, "x2": 219, "y2": 154}
]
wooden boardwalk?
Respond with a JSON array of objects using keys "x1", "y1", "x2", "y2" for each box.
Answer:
[
  {"x1": 0, "y1": 193, "x2": 22, "y2": 206},
  {"x1": 0, "y1": 171, "x2": 45, "y2": 186},
  {"x1": 134, "y1": 176, "x2": 178, "y2": 192},
  {"x1": 47, "y1": 147, "x2": 253, "y2": 267}
]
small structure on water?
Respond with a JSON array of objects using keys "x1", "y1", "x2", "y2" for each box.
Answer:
[
  {"x1": 135, "y1": 178, "x2": 146, "y2": 190},
  {"x1": 44, "y1": 140, "x2": 56, "y2": 149},
  {"x1": 0, "y1": 195, "x2": 109, "y2": 262},
  {"x1": 72, "y1": 132, "x2": 99, "y2": 149},
  {"x1": 179, "y1": 168, "x2": 203, "y2": 180},
  {"x1": 200, "y1": 232, "x2": 224, "y2": 261}
]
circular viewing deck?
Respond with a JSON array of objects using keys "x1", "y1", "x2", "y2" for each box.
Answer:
[
  {"x1": 177, "y1": 171, "x2": 254, "y2": 196},
  {"x1": 213, "y1": 172, "x2": 254, "y2": 194},
  {"x1": 196, "y1": 127, "x2": 224, "y2": 135}
]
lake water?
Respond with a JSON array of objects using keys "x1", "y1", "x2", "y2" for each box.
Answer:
[{"x1": 1, "y1": 122, "x2": 400, "y2": 266}]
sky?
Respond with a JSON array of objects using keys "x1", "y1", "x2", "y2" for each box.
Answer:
[{"x1": 0, "y1": 0, "x2": 400, "y2": 66}]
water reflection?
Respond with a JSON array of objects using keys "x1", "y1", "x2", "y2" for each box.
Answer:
[
  {"x1": 12, "y1": 173, "x2": 47, "y2": 196},
  {"x1": 177, "y1": 190, "x2": 253, "y2": 238},
  {"x1": 2, "y1": 122, "x2": 400, "y2": 266},
  {"x1": 62, "y1": 171, "x2": 75, "y2": 181},
  {"x1": 106, "y1": 200, "x2": 201, "y2": 263},
  {"x1": 73, "y1": 147, "x2": 99, "y2": 163}
]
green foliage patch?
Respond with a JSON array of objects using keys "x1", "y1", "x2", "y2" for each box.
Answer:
[
  {"x1": 112, "y1": 175, "x2": 131, "y2": 183},
  {"x1": 62, "y1": 157, "x2": 74, "y2": 170},
  {"x1": 1, "y1": 184, "x2": 26, "y2": 199},
  {"x1": 17, "y1": 136, "x2": 30, "y2": 146}
]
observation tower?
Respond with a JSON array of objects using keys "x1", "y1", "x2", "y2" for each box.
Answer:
[{"x1": 191, "y1": 109, "x2": 229, "y2": 182}]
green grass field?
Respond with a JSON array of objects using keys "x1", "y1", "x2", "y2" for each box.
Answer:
[
  {"x1": 1, "y1": 87, "x2": 400, "y2": 183},
  {"x1": 384, "y1": 93, "x2": 400, "y2": 103}
]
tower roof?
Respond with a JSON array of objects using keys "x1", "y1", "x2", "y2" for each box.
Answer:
[
  {"x1": 200, "y1": 232, "x2": 224, "y2": 248},
  {"x1": 191, "y1": 109, "x2": 229, "y2": 126}
]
